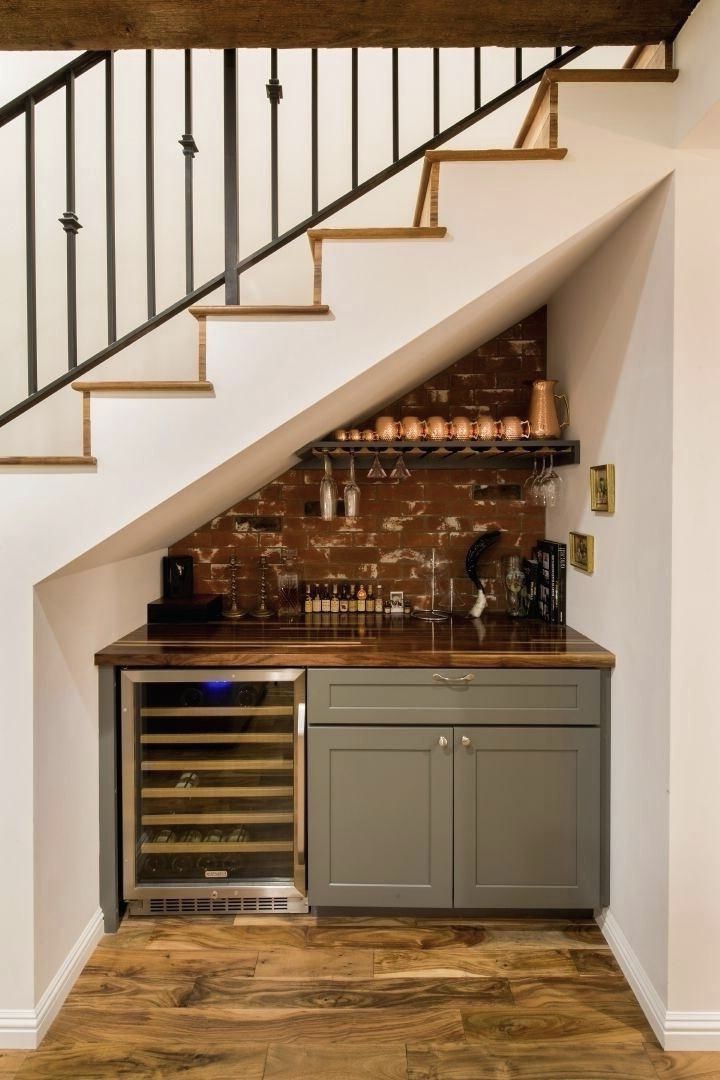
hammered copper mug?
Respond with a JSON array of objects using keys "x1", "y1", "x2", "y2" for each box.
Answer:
[
  {"x1": 376, "y1": 416, "x2": 401, "y2": 440},
  {"x1": 400, "y1": 415, "x2": 425, "y2": 441},
  {"x1": 476, "y1": 416, "x2": 500, "y2": 440},
  {"x1": 498, "y1": 416, "x2": 531, "y2": 440},
  {"x1": 426, "y1": 416, "x2": 449, "y2": 440},
  {"x1": 451, "y1": 415, "x2": 473, "y2": 440}
]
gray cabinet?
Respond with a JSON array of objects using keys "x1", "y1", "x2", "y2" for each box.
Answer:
[
  {"x1": 307, "y1": 669, "x2": 605, "y2": 911},
  {"x1": 454, "y1": 726, "x2": 600, "y2": 909},
  {"x1": 308, "y1": 725, "x2": 453, "y2": 907}
]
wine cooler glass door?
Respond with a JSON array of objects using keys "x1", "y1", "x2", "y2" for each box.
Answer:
[{"x1": 121, "y1": 669, "x2": 306, "y2": 903}]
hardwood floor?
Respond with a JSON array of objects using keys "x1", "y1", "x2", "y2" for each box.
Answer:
[{"x1": 3, "y1": 914, "x2": 719, "y2": 1079}]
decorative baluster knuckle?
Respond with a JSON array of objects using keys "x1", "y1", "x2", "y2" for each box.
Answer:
[
  {"x1": 178, "y1": 133, "x2": 198, "y2": 158},
  {"x1": 59, "y1": 210, "x2": 82, "y2": 234},
  {"x1": 266, "y1": 78, "x2": 283, "y2": 104}
]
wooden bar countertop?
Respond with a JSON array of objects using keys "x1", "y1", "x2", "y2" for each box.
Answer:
[{"x1": 95, "y1": 613, "x2": 614, "y2": 669}]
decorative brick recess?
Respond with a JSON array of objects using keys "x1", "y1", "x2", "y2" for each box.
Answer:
[{"x1": 170, "y1": 308, "x2": 548, "y2": 611}]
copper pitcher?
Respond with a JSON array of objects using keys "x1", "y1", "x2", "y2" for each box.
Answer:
[{"x1": 528, "y1": 379, "x2": 570, "y2": 439}]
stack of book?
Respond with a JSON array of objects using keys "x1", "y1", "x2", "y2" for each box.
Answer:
[{"x1": 523, "y1": 540, "x2": 566, "y2": 624}]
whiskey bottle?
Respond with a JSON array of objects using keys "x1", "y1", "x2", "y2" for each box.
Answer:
[
  {"x1": 321, "y1": 583, "x2": 331, "y2": 613},
  {"x1": 367, "y1": 584, "x2": 374, "y2": 612},
  {"x1": 375, "y1": 584, "x2": 384, "y2": 614},
  {"x1": 348, "y1": 584, "x2": 357, "y2": 613},
  {"x1": 357, "y1": 583, "x2": 367, "y2": 613},
  {"x1": 330, "y1": 583, "x2": 340, "y2": 614},
  {"x1": 312, "y1": 583, "x2": 322, "y2": 613},
  {"x1": 339, "y1": 583, "x2": 349, "y2": 613},
  {"x1": 304, "y1": 584, "x2": 313, "y2": 614}
]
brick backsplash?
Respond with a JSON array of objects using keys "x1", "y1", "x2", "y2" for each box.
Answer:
[{"x1": 169, "y1": 308, "x2": 548, "y2": 612}]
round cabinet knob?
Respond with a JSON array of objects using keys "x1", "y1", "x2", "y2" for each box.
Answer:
[
  {"x1": 461, "y1": 736, "x2": 472, "y2": 748},
  {"x1": 438, "y1": 736, "x2": 448, "y2": 748}
]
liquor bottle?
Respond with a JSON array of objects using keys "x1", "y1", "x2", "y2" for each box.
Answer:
[
  {"x1": 339, "y1": 583, "x2": 349, "y2": 613},
  {"x1": 357, "y1": 583, "x2": 367, "y2": 613},
  {"x1": 367, "y1": 584, "x2": 374, "y2": 612},
  {"x1": 348, "y1": 584, "x2": 357, "y2": 613},
  {"x1": 321, "y1": 583, "x2": 331, "y2": 613},
  {"x1": 375, "y1": 584, "x2": 384, "y2": 614},
  {"x1": 304, "y1": 584, "x2": 313, "y2": 614},
  {"x1": 312, "y1": 583, "x2": 322, "y2": 613},
  {"x1": 330, "y1": 583, "x2": 340, "y2": 614}
]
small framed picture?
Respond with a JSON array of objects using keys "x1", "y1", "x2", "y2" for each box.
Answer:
[
  {"x1": 389, "y1": 590, "x2": 404, "y2": 613},
  {"x1": 590, "y1": 464, "x2": 615, "y2": 513},
  {"x1": 569, "y1": 532, "x2": 594, "y2": 573}
]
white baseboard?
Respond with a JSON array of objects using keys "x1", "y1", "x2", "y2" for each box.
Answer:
[
  {"x1": 598, "y1": 910, "x2": 720, "y2": 1052},
  {"x1": 0, "y1": 907, "x2": 104, "y2": 1050}
]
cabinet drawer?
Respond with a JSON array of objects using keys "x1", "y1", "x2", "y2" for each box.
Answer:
[{"x1": 308, "y1": 668, "x2": 600, "y2": 727}]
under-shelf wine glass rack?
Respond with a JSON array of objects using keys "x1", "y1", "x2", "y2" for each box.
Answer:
[{"x1": 295, "y1": 439, "x2": 580, "y2": 470}]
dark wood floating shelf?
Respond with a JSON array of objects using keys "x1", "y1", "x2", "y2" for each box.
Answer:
[{"x1": 294, "y1": 440, "x2": 580, "y2": 470}]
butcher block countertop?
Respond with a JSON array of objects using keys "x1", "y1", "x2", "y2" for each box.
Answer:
[{"x1": 95, "y1": 614, "x2": 614, "y2": 669}]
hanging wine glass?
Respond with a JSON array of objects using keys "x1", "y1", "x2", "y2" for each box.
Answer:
[
  {"x1": 523, "y1": 457, "x2": 539, "y2": 496},
  {"x1": 531, "y1": 456, "x2": 548, "y2": 506},
  {"x1": 367, "y1": 452, "x2": 387, "y2": 482},
  {"x1": 389, "y1": 451, "x2": 411, "y2": 481},
  {"x1": 319, "y1": 453, "x2": 338, "y2": 520},
  {"x1": 343, "y1": 453, "x2": 361, "y2": 519},
  {"x1": 541, "y1": 454, "x2": 563, "y2": 508}
]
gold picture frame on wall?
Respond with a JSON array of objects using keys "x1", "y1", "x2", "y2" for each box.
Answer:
[
  {"x1": 569, "y1": 532, "x2": 595, "y2": 573},
  {"x1": 590, "y1": 464, "x2": 615, "y2": 513}
]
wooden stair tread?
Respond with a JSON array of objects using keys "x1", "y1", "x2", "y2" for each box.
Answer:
[
  {"x1": 414, "y1": 148, "x2": 567, "y2": 226},
  {"x1": 72, "y1": 380, "x2": 214, "y2": 392},
  {"x1": 515, "y1": 67, "x2": 679, "y2": 149},
  {"x1": 189, "y1": 304, "x2": 330, "y2": 318},
  {"x1": 308, "y1": 227, "x2": 446, "y2": 244},
  {"x1": 0, "y1": 456, "x2": 97, "y2": 466}
]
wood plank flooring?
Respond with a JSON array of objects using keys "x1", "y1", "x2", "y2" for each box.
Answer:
[{"x1": 3, "y1": 914, "x2": 719, "y2": 1079}]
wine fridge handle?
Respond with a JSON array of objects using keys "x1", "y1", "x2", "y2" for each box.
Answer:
[
  {"x1": 432, "y1": 672, "x2": 475, "y2": 684},
  {"x1": 295, "y1": 701, "x2": 306, "y2": 876}
]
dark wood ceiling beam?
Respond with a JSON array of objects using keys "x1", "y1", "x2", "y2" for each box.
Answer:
[{"x1": 0, "y1": 0, "x2": 699, "y2": 50}]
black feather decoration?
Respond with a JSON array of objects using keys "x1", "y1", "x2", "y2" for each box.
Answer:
[{"x1": 465, "y1": 530, "x2": 502, "y2": 589}]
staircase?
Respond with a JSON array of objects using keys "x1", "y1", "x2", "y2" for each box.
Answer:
[{"x1": 0, "y1": 42, "x2": 680, "y2": 583}]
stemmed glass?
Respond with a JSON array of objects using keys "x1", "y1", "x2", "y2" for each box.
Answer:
[
  {"x1": 523, "y1": 458, "x2": 539, "y2": 498},
  {"x1": 390, "y1": 452, "x2": 411, "y2": 481},
  {"x1": 367, "y1": 452, "x2": 387, "y2": 482},
  {"x1": 531, "y1": 457, "x2": 548, "y2": 505},
  {"x1": 343, "y1": 453, "x2": 361, "y2": 519},
  {"x1": 319, "y1": 453, "x2": 338, "y2": 520},
  {"x1": 541, "y1": 454, "x2": 563, "y2": 507}
]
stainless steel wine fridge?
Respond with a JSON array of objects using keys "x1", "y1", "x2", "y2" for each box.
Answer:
[{"x1": 121, "y1": 668, "x2": 307, "y2": 915}]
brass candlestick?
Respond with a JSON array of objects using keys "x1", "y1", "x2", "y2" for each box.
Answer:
[
  {"x1": 223, "y1": 553, "x2": 246, "y2": 619},
  {"x1": 251, "y1": 554, "x2": 274, "y2": 619}
]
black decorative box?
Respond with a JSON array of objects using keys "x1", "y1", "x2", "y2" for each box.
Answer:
[{"x1": 147, "y1": 594, "x2": 223, "y2": 623}]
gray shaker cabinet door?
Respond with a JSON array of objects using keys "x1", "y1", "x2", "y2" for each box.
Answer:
[
  {"x1": 454, "y1": 727, "x2": 600, "y2": 909},
  {"x1": 308, "y1": 726, "x2": 453, "y2": 907}
]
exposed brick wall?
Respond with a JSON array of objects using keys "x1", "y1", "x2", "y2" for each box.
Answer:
[{"x1": 169, "y1": 308, "x2": 547, "y2": 612}]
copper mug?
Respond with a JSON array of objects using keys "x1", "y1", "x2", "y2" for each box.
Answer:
[
  {"x1": 347, "y1": 428, "x2": 362, "y2": 441},
  {"x1": 498, "y1": 415, "x2": 531, "y2": 440},
  {"x1": 361, "y1": 428, "x2": 376, "y2": 441},
  {"x1": 451, "y1": 415, "x2": 473, "y2": 440},
  {"x1": 401, "y1": 415, "x2": 425, "y2": 440},
  {"x1": 475, "y1": 416, "x2": 500, "y2": 441},
  {"x1": 376, "y1": 416, "x2": 402, "y2": 440},
  {"x1": 426, "y1": 415, "x2": 449, "y2": 441}
]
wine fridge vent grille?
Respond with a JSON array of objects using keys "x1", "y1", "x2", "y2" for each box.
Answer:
[{"x1": 148, "y1": 896, "x2": 289, "y2": 915}]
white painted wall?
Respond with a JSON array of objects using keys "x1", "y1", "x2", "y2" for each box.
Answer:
[{"x1": 546, "y1": 181, "x2": 675, "y2": 1007}]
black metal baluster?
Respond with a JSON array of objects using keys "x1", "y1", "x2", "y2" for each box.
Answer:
[
  {"x1": 474, "y1": 48, "x2": 482, "y2": 109},
  {"x1": 223, "y1": 49, "x2": 239, "y2": 304},
  {"x1": 105, "y1": 53, "x2": 117, "y2": 344},
  {"x1": 145, "y1": 50, "x2": 156, "y2": 318},
  {"x1": 25, "y1": 97, "x2": 37, "y2": 395},
  {"x1": 179, "y1": 50, "x2": 198, "y2": 295},
  {"x1": 433, "y1": 48, "x2": 440, "y2": 135},
  {"x1": 555, "y1": 47, "x2": 562, "y2": 60},
  {"x1": 60, "y1": 70, "x2": 82, "y2": 369},
  {"x1": 351, "y1": 48, "x2": 358, "y2": 188},
  {"x1": 266, "y1": 48, "x2": 282, "y2": 240},
  {"x1": 392, "y1": 49, "x2": 399, "y2": 162},
  {"x1": 311, "y1": 49, "x2": 318, "y2": 213},
  {"x1": 515, "y1": 48, "x2": 523, "y2": 83}
]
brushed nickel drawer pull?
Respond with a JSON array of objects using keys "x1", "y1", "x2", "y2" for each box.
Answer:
[
  {"x1": 461, "y1": 735, "x2": 472, "y2": 748},
  {"x1": 438, "y1": 736, "x2": 449, "y2": 748},
  {"x1": 432, "y1": 672, "x2": 475, "y2": 684}
]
